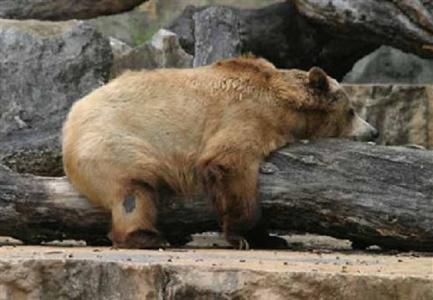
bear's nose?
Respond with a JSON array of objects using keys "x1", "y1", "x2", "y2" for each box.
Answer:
[{"x1": 372, "y1": 128, "x2": 379, "y2": 140}]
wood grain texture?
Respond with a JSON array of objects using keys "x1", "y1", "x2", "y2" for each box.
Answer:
[
  {"x1": 293, "y1": 0, "x2": 433, "y2": 58},
  {"x1": 1, "y1": 140, "x2": 432, "y2": 250}
]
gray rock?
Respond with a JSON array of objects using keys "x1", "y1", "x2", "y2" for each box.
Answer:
[
  {"x1": 343, "y1": 46, "x2": 433, "y2": 84},
  {"x1": 344, "y1": 85, "x2": 433, "y2": 149},
  {"x1": 109, "y1": 37, "x2": 133, "y2": 56},
  {"x1": 0, "y1": 19, "x2": 112, "y2": 175},
  {"x1": 193, "y1": 6, "x2": 242, "y2": 67},
  {"x1": 149, "y1": 29, "x2": 193, "y2": 69},
  {"x1": 166, "y1": 5, "x2": 203, "y2": 55},
  {"x1": 111, "y1": 29, "x2": 192, "y2": 78},
  {"x1": 170, "y1": 1, "x2": 433, "y2": 78},
  {"x1": 0, "y1": 23, "x2": 192, "y2": 176},
  {"x1": 0, "y1": 0, "x2": 147, "y2": 21},
  {"x1": 168, "y1": 3, "x2": 377, "y2": 80}
]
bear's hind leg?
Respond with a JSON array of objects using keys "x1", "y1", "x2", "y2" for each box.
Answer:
[{"x1": 110, "y1": 182, "x2": 166, "y2": 249}]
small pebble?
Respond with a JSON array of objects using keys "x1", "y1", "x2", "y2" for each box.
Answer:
[{"x1": 45, "y1": 251, "x2": 63, "y2": 255}]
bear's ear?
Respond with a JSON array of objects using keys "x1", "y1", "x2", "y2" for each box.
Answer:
[{"x1": 308, "y1": 67, "x2": 329, "y2": 92}]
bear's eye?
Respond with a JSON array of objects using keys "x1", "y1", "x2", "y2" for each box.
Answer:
[{"x1": 348, "y1": 108, "x2": 355, "y2": 117}]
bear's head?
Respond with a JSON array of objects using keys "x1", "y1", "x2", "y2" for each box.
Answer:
[{"x1": 275, "y1": 67, "x2": 378, "y2": 142}]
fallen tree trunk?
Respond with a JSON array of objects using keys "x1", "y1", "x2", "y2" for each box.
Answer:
[
  {"x1": 0, "y1": 0, "x2": 148, "y2": 21},
  {"x1": 292, "y1": 0, "x2": 433, "y2": 58},
  {"x1": 1, "y1": 140, "x2": 433, "y2": 251}
]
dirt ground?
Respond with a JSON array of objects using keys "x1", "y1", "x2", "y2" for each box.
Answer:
[
  {"x1": 0, "y1": 245, "x2": 432, "y2": 278},
  {"x1": 1, "y1": 233, "x2": 432, "y2": 278}
]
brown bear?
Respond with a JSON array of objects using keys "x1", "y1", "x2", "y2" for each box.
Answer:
[{"x1": 62, "y1": 56, "x2": 378, "y2": 249}]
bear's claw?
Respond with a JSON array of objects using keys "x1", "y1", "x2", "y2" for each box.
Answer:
[{"x1": 238, "y1": 238, "x2": 250, "y2": 250}]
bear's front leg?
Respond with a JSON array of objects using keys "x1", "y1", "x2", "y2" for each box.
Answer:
[
  {"x1": 198, "y1": 151, "x2": 286, "y2": 250},
  {"x1": 197, "y1": 152, "x2": 259, "y2": 249}
]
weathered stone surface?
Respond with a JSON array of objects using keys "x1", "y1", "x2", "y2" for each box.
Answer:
[
  {"x1": 0, "y1": 19, "x2": 112, "y2": 176},
  {"x1": 344, "y1": 85, "x2": 433, "y2": 149},
  {"x1": 170, "y1": 1, "x2": 433, "y2": 78},
  {"x1": 168, "y1": 3, "x2": 377, "y2": 78},
  {"x1": 292, "y1": 0, "x2": 433, "y2": 59},
  {"x1": 0, "y1": 0, "x2": 148, "y2": 21},
  {"x1": 109, "y1": 37, "x2": 133, "y2": 56},
  {"x1": 0, "y1": 247, "x2": 431, "y2": 300},
  {"x1": 111, "y1": 29, "x2": 193, "y2": 78},
  {"x1": 343, "y1": 46, "x2": 433, "y2": 84},
  {"x1": 0, "y1": 25, "x2": 190, "y2": 176},
  {"x1": 193, "y1": 6, "x2": 242, "y2": 67},
  {"x1": 167, "y1": 5, "x2": 203, "y2": 55}
]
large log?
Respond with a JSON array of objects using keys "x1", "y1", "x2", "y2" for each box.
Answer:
[
  {"x1": 1, "y1": 140, "x2": 432, "y2": 251},
  {"x1": 0, "y1": 0, "x2": 148, "y2": 21},
  {"x1": 292, "y1": 0, "x2": 433, "y2": 58}
]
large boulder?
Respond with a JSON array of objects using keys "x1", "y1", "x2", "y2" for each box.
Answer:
[
  {"x1": 344, "y1": 85, "x2": 433, "y2": 149},
  {"x1": 168, "y1": 3, "x2": 377, "y2": 77},
  {"x1": 0, "y1": 24, "x2": 192, "y2": 176},
  {"x1": 192, "y1": 6, "x2": 242, "y2": 67},
  {"x1": 0, "y1": 19, "x2": 112, "y2": 175},
  {"x1": 0, "y1": 0, "x2": 147, "y2": 21},
  {"x1": 169, "y1": 1, "x2": 433, "y2": 78},
  {"x1": 343, "y1": 46, "x2": 433, "y2": 84}
]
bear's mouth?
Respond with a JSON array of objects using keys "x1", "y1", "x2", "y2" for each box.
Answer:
[{"x1": 351, "y1": 131, "x2": 379, "y2": 142}]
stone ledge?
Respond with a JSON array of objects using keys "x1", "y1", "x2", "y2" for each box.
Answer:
[{"x1": 0, "y1": 247, "x2": 431, "y2": 299}]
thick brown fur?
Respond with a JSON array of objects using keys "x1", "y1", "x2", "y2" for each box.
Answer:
[{"x1": 62, "y1": 56, "x2": 376, "y2": 249}]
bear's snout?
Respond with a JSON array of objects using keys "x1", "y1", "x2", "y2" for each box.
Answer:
[{"x1": 350, "y1": 115, "x2": 379, "y2": 142}]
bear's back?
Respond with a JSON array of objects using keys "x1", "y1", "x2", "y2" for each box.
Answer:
[{"x1": 65, "y1": 58, "x2": 280, "y2": 156}]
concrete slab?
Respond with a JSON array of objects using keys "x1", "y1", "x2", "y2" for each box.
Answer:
[{"x1": 0, "y1": 246, "x2": 432, "y2": 299}]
